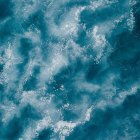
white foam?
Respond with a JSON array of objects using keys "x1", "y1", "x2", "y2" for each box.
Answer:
[
  {"x1": 76, "y1": 81, "x2": 100, "y2": 93},
  {"x1": 39, "y1": 49, "x2": 68, "y2": 86},
  {"x1": 47, "y1": 6, "x2": 85, "y2": 39},
  {"x1": 92, "y1": 25, "x2": 106, "y2": 62},
  {"x1": 89, "y1": 0, "x2": 118, "y2": 11},
  {"x1": 127, "y1": 9, "x2": 135, "y2": 31},
  {"x1": 85, "y1": 106, "x2": 93, "y2": 122},
  {"x1": 54, "y1": 121, "x2": 77, "y2": 140},
  {"x1": 13, "y1": 0, "x2": 39, "y2": 20},
  {"x1": 0, "y1": 44, "x2": 22, "y2": 91},
  {"x1": 0, "y1": 0, "x2": 138, "y2": 139},
  {"x1": 1, "y1": 101, "x2": 17, "y2": 123}
]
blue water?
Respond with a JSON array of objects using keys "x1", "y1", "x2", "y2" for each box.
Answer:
[{"x1": 0, "y1": 0, "x2": 140, "y2": 140}]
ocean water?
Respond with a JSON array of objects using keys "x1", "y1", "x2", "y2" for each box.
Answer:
[{"x1": 0, "y1": 0, "x2": 140, "y2": 140}]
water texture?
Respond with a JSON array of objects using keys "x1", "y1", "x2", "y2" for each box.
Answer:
[{"x1": 0, "y1": 0, "x2": 140, "y2": 140}]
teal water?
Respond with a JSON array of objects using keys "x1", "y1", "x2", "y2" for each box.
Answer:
[{"x1": 0, "y1": 0, "x2": 140, "y2": 140}]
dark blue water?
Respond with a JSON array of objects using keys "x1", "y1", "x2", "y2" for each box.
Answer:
[{"x1": 0, "y1": 0, "x2": 140, "y2": 140}]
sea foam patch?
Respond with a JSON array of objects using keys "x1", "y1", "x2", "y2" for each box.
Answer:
[{"x1": 0, "y1": 0, "x2": 140, "y2": 140}]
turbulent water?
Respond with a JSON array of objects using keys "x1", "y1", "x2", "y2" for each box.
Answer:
[{"x1": 0, "y1": 0, "x2": 140, "y2": 140}]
